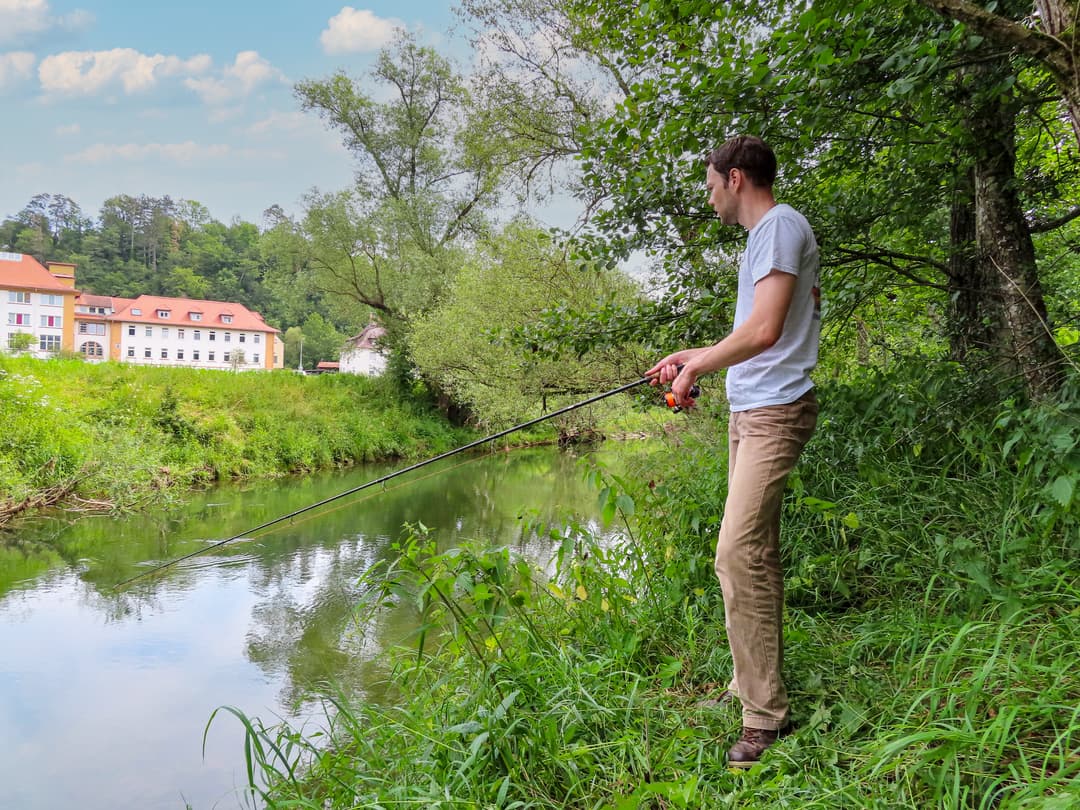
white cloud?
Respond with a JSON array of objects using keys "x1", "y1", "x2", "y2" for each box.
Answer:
[
  {"x1": 184, "y1": 51, "x2": 285, "y2": 105},
  {"x1": 64, "y1": 141, "x2": 232, "y2": 165},
  {"x1": 320, "y1": 7, "x2": 402, "y2": 54},
  {"x1": 54, "y1": 122, "x2": 80, "y2": 136},
  {"x1": 0, "y1": 50, "x2": 35, "y2": 88},
  {"x1": 38, "y1": 48, "x2": 211, "y2": 96},
  {"x1": 246, "y1": 110, "x2": 309, "y2": 136},
  {"x1": 0, "y1": 0, "x2": 93, "y2": 45}
]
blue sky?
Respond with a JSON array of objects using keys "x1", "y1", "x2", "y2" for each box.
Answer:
[{"x1": 1, "y1": 1, "x2": 470, "y2": 225}]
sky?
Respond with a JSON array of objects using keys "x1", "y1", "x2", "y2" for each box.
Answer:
[{"x1": 0, "y1": 1, "x2": 482, "y2": 226}]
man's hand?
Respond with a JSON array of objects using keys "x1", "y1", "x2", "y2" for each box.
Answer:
[
  {"x1": 646, "y1": 349, "x2": 702, "y2": 386},
  {"x1": 669, "y1": 366, "x2": 699, "y2": 409}
]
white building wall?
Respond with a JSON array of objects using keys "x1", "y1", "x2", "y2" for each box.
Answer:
[
  {"x1": 2, "y1": 290, "x2": 66, "y2": 359},
  {"x1": 116, "y1": 322, "x2": 269, "y2": 370},
  {"x1": 339, "y1": 347, "x2": 387, "y2": 376},
  {"x1": 74, "y1": 319, "x2": 110, "y2": 361}
]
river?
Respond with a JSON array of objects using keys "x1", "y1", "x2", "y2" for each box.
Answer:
[{"x1": 0, "y1": 446, "x2": 625, "y2": 810}]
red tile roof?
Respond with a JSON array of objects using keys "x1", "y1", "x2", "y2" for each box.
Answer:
[
  {"x1": 0, "y1": 252, "x2": 78, "y2": 293},
  {"x1": 112, "y1": 294, "x2": 280, "y2": 333},
  {"x1": 77, "y1": 294, "x2": 118, "y2": 308}
]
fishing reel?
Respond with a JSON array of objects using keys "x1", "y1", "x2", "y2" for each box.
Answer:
[{"x1": 663, "y1": 384, "x2": 701, "y2": 413}]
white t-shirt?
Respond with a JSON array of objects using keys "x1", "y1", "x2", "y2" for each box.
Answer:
[{"x1": 726, "y1": 203, "x2": 820, "y2": 412}]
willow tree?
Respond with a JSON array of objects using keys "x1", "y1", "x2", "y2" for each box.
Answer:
[{"x1": 289, "y1": 31, "x2": 507, "y2": 329}]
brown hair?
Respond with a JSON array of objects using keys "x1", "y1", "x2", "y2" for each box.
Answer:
[{"x1": 705, "y1": 136, "x2": 777, "y2": 188}]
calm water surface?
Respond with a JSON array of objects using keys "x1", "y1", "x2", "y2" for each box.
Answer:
[{"x1": 0, "y1": 446, "x2": 623, "y2": 810}]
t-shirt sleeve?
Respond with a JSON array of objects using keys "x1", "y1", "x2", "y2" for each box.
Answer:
[{"x1": 749, "y1": 214, "x2": 806, "y2": 283}]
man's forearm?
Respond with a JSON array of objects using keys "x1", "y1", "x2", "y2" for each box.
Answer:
[{"x1": 683, "y1": 319, "x2": 778, "y2": 377}]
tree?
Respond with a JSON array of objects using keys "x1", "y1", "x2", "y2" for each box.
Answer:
[
  {"x1": 919, "y1": 0, "x2": 1080, "y2": 148},
  {"x1": 537, "y1": 0, "x2": 1076, "y2": 400},
  {"x1": 297, "y1": 314, "x2": 346, "y2": 369},
  {"x1": 5, "y1": 333, "x2": 35, "y2": 354},
  {"x1": 291, "y1": 32, "x2": 506, "y2": 330},
  {"x1": 409, "y1": 219, "x2": 645, "y2": 428},
  {"x1": 456, "y1": 0, "x2": 636, "y2": 201}
]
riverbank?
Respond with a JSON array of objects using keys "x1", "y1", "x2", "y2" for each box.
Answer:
[
  {"x1": 0, "y1": 356, "x2": 473, "y2": 526},
  {"x1": 223, "y1": 364, "x2": 1080, "y2": 808}
]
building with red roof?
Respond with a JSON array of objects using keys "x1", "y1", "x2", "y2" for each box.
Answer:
[
  {"x1": 1, "y1": 252, "x2": 78, "y2": 355},
  {"x1": 2, "y1": 252, "x2": 283, "y2": 370}
]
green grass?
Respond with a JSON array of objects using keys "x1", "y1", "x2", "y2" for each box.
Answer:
[
  {"x1": 0, "y1": 355, "x2": 469, "y2": 523},
  {"x1": 213, "y1": 362, "x2": 1078, "y2": 808}
]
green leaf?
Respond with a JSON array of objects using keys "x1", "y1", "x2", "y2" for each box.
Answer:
[{"x1": 1049, "y1": 476, "x2": 1075, "y2": 508}]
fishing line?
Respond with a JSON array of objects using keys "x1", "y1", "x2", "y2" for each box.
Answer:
[{"x1": 114, "y1": 373, "x2": 658, "y2": 591}]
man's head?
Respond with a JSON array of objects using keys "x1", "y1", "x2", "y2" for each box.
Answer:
[
  {"x1": 705, "y1": 136, "x2": 777, "y2": 188},
  {"x1": 704, "y1": 136, "x2": 777, "y2": 226}
]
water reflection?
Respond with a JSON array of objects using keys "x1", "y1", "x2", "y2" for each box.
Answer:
[{"x1": 0, "y1": 446, "x2": 622, "y2": 810}]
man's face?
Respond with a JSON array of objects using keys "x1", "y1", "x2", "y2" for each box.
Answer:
[{"x1": 706, "y1": 164, "x2": 738, "y2": 225}]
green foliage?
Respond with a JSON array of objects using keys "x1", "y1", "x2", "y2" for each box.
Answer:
[
  {"x1": 409, "y1": 219, "x2": 647, "y2": 429},
  {"x1": 0, "y1": 355, "x2": 467, "y2": 524},
  {"x1": 218, "y1": 364, "x2": 1078, "y2": 809}
]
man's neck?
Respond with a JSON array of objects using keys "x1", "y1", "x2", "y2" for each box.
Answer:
[{"x1": 738, "y1": 190, "x2": 778, "y2": 231}]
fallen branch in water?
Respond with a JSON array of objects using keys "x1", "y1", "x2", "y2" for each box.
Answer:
[{"x1": 0, "y1": 461, "x2": 93, "y2": 528}]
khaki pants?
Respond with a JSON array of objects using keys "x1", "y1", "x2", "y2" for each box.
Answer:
[{"x1": 715, "y1": 390, "x2": 818, "y2": 730}]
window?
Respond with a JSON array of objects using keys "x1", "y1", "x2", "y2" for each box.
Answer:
[
  {"x1": 177, "y1": 349, "x2": 184, "y2": 360},
  {"x1": 239, "y1": 334, "x2": 246, "y2": 343},
  {"x1": 161, "y1": 349, "x2": 168, "y2": 359},
  {"x1": 7, "y1": 333, "x2": 29, "y2": 350},
  {"x1": 40, "y1": 315, "x2": 62, "y2": 328},
  {"x1": 190, "y1": 312, "x2": 202, "y2": 321},
  {"x1": 162, "y1": 328, "x2": 169, "y2": 338},
  {"x1": 222, "y1": 314, "x2": 233, "y2": 324},
  {"x1": 128, "y1": 325, "x2": 136, "y2": 336},
  {"x1": 80, "y1": 342, "x2": 104, "y2": 357},
  {"x1": 145, "y1": 326, "x2": 153, "y2": 337},
  {"x1": 127, "y1": 346, "x2": 135, "y2": 357},
  {"x1": 253, "y1": 354, "x2": 260, "y2": 364},
  {"x1": 157, "y1": 309, "x2": 170, "y2": 319},
  {"x1": 224, "y1": 351, "x2": 231, "y2": 363},
  {"x1": 144, "y1": 347, "x2": 152, "y2": 358},
  {"x1": 253, "y1": 334, "x2": 261, "y2": 344},
  {"x1": 194, "y1": 330, "x2": 201, "y2": 341},
  {"x1": 193, "y1": 350, "x2": 200, "y2": 361},
  {"x1": 209, "y1": 331, "x2": 216, "y2": 341},
  {"x1": 93, "y1": 306, "x2": 107, "y2": 315},
  {"x1": 79, "y1": 322, "x2": 106, "y2": 336},
  {"x1": 208, "y1": 351, "x2": 215, "y2": 362},
  {"x1": 178, "y1": 329, "x2": 185, "y2": 339},
  {"x1": 8, "y1": 291, "x2": 30, "y2": 304},
  {"x1": 8, "y1": 313, "x2": 30, "y2": 326},
  {"x1": 39, "y1": 335, "x2": 61, "y2": 352},
  {"x1": 42, "y1": 294, "x2": 63, "y2": 306},
  {"x1": 131, "y1": 308, "x2": 142, "y2": 316},
  {"x1": 224, "y1": 332, "x2": 231, "y2": 343}
]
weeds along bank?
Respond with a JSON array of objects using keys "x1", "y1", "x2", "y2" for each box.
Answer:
[
  {"x1": 0, "y1": 356, "x2": 468, "y2": 525},
  {"x1": 228, "y1": 364, "x2": 1079, "y2": 809}
]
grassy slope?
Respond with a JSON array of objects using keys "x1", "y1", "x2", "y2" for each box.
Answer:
[{"x1": 0, "y1": 356, "x2": 468, "y2": 522}]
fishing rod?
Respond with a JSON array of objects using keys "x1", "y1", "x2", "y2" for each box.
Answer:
[{"x1": 115, "y1": 371, "x2": 696, "y2": 590}]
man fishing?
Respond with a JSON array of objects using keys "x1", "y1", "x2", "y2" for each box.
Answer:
[{"x1": 648, "y1": 135, "x2": 821, "y2": 768}]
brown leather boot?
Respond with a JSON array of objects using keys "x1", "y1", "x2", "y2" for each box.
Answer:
[{"x1": 726, "y1": 723, "x2": 792, "y2": 769}]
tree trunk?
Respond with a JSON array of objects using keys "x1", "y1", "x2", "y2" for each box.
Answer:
[
  {"x1": 1036, "y1": 0, "x2": 1080, "y2": 147},
  {"x1": 969, "y1": 63, "x2": 1063, "y2": 400},
  {"x1": 946, "y1": 166, "x2": 1005, "y2": 362}
]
